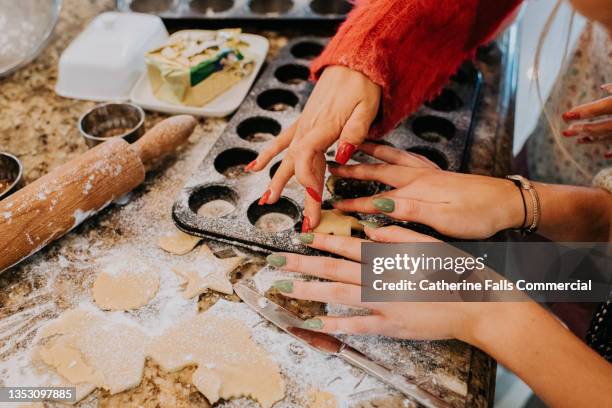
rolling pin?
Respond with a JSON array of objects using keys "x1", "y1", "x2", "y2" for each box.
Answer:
[{"x1": 0, "y1": 115, "x2": 197, "y2": 273}]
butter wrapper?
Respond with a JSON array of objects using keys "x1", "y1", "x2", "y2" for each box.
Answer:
[{"x1": 145, "y1": 29, "x2": 254, "y2": 107}]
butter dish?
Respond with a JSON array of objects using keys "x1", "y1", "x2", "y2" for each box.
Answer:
[
  {"x1": 130, "y1": 32, "x2": 268, "y2": 117},
  {"x1": 55, "y1": 12, "x2": 168, "y2": 101}
]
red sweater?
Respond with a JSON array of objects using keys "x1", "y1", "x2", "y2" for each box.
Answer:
[{"x1": 311, "y1": 0, "x2": 523, "y2": 137}]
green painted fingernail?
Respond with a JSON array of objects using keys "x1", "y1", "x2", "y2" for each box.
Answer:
[
  {"x1": 373, "y1": 197, "x2": 395, "y2": 213},
  {"x1": 272, "y1": 280, "x2": 293, "y2": 293},
  {"x1": 299, "y1": 232, "x2": 314, "y2": 244},
  {"x1": 358, "y1": 220, "x2": 379, "y2": 229},
  {"x1": 266, "y1": 254, "x2": 286, "y2": 267},
  {"x1": 302, "y1": 318, "x2": 324, "y2": 330}
]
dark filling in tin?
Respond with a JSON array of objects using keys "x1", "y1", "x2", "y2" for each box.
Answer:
[{"x1": 326, "y1": 175, "x2": 390, "y2": 199}]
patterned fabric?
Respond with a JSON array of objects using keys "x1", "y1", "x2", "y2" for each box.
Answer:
[
  {"x1": 527, "y1": 23, "x2": 612, "y2": 188},
  {"x1": 526, "y1": 22, "x2": 612, "y2": 361},
  {"x1": 586, "y1": 293, "x2": 612, "y2": 362}
]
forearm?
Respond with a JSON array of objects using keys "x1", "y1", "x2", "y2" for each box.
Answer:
[
  {"x1": 534, "y1": 182, "x2": 612, "y2": 242},
  {"x1": 465, "y1": 302, "x2": 612, "y2": 408}
]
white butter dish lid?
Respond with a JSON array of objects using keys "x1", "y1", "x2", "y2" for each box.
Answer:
[{"x1": 55, "y1": 12, "x2": 168, "y2": 101}]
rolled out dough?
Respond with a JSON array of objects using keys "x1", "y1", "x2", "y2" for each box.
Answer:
[
  {"x1": 148, "y1": 313, "x2": 285, "y2": 408},
  {"x1": 157, "y1": 228, "x2": 202, "y2": 255},
  {"x1": 313, "y1": 209, "x2": 363, "y2": 237},
  {"x1": 92, "y1": 260, "x2": 159, "y2": 311},
  {"x1": 35, "y1": 309, "x2": 149, "y2": 401},
  {"x1": 172, "y1": 244, "x2": 243, "y2": 298},
  {"x1": 309, "y1": 389, "x2": 337, "y2": 408}
]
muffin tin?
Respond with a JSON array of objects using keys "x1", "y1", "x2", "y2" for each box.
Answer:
[
  {"x1": 173, "y1": 37, "x2": 482, "y2": 254},
  {"x1": 116, "y1": 0, "x2": 353, "y2": 20}
]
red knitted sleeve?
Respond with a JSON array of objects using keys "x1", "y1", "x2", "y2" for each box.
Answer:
[{"x1": 310, "y1": 0, "x2": 522, "y2": 137}]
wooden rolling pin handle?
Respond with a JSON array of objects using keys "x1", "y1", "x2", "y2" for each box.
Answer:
[
  {"x1": 0, "y1": 115, "x2": 197, "y2": 273},
  {"x1": 132, "y1": 115, "x2": 197, "y2": 166}
]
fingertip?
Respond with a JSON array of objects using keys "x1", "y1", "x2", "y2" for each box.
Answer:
[
  {"x1": 562, "y1": 111, "x2": 580, "y2": 122},
  {"x1": 335, "y1": 142, "x2": 357, "y2": 165}
]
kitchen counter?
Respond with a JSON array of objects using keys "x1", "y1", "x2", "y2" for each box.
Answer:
[{"x1": 0, "y1": 1, "x2": 516, "y2": 407}]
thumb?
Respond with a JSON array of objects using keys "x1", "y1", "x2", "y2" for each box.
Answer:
[{"x1": 335, "y1": 102, "x2": 377, "y2": 165}]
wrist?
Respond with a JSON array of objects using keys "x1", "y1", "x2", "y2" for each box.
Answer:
[
  {"x1": 459, "y1": 302, "x2": 545, "y2": 351},
  {"x1": 498, "y1": 179, "x2": 527, "y2": 231}
]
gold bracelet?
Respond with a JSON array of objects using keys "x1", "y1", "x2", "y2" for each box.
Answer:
[{"x1": 506, "y1": 175, "x2": 541, "y2": 234}]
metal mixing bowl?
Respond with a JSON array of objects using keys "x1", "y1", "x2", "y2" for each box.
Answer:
[{"x1": 0, "y1": 0, "x2": 62, "y2": 77}]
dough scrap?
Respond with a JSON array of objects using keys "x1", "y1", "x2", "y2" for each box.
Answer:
[
  {"x1": 92, "y1": 259, "x2": 159, "y2": 311},
  {"x1": 313, "y1": 209, "x2": 363, "y2": 237},
  {"x1": 148, "y1": 313, "x2": 285, "y2": 408},
  {"x1": 309, "y1": 389, "x2": 337, "y2": 408},
  {"x1": 157, "y1": 228, "x2": 201, "y2": 255},
  {"x1": 35, "y1": 309, "x2": 149, "y2": 402},
  {"x1": 172, "y1": 244, "x2": 243, "y2": 298}
]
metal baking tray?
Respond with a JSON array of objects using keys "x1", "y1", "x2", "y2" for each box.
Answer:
[
  {"x1": 172, "y1": 37, "x2": 482, "y2": 254},
  {"x1": 116, "y1": 0, "x2": 352, "y2": 21}
]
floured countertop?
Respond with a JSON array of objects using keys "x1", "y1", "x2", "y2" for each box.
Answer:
[{"x1": 0, "y1": 0, "x2": 514, "y2": 407}]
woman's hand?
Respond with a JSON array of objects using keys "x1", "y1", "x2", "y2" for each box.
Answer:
[
  {"x1": 329, "y1": 143, "x2": 524, "y2": 239},
  {"x1": 562, "y1": 83, "x2": 612, "y2": 158},
  {"x1": 267, "y1": 230, "x2": 612, "y2": 408},
  {"x1": 267, "y1": 228, "x2": 493, "y2": 341},
  {"x1": 246, "y1": 66, "x2": 381, "y2": 230}
]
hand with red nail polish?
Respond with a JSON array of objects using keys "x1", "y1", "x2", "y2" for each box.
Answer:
[
  {"x1": 258, "y1": 189, "x2": 272, "y2": 205},
  {"x1": 336, "y1": 142, "x2": 357, "y2": 165},
  {"x1": 306, "y1": 187, "x2": 322, "y2": 202},
  {"x1": 245, "y1": 66, "x2": 381, "y2": 228},
  {"x1": 561, "y1": 86, "x2": 612, "y2": 156},
  {"x1": 301, "y1": 215, "x2": 311, "y2": 232}
]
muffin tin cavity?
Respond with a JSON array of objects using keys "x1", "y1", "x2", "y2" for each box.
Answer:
[
  {"x1": 237, "y1": 117, "x2": 281, "y2": 142},
  {"x1": 290, "y1": 41, "x2": 324, "y2": 60},
  {"x1": 249, "y1": 0, "x2": 294, "y2": 14},
  {"x1": 214, "y1": 148, "x2": 258, "y2": 178},
  {"x1": 412, "y1": 116, "x2": 456, "y2": 143},
  {"x1": 129, "y1": 0, "x2": 175, "y2": 12},
  {"x1": 247, "y1": 197, "x2": 300, "y2": 233},
  {"x1": 257, "y1": 89, "x2": 299, "y2": 111},
  {"x1": 118, "y1": 0, "x2": 354, "y2": 20},
  {"x1": 173, "y1": 37, "x2": 482, "y2": 254},
  {"x1": 189, "y1": 185, "x2": 239, "y2": 218},
  {"x1": 425, "y1": 89, "x2": 463, "y2": 112},
  {"x1": 275, "y1": 64, "x2": 310, "y2": 84},
  {"x1": 189, "y1": 0, "x2": 234, "y2": 13},
  {"x1": 310, "y1": 0, "x2": 352, "y2": 15}
]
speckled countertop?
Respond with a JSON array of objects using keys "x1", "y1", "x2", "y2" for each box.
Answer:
[{"x1": 0, "y1": 1, "x2": 515, "y2": 407}]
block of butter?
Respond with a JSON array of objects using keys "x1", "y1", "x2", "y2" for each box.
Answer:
[{"x1": 145, "y1": 29, "x2": 254, "y2": 107}]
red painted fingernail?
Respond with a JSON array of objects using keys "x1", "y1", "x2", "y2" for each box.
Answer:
[
  {"x1": 605, "y1": 151, "x2": 612, "y2": 159},
  {"x1": 335, "y1": 142, "x2": 357, "y2": 165},
  {"x1": 258, "y1": 189, "x2": 271, "y2": 205},
  {"x1": 562, "y1": 111, "x2": 580, "y2": 121},
  {"x1": 306, "y1": 187, "x2": 322, "y2": 202},
  {"x1": 244, "y1": 160, "x2": 257, "y2": 172},
  {"x1": 562, "y1": 130, "x2": 577, "y2": 137},
  {"x1": 301, "y1": 215, "x2": 311, "y2": 232}
]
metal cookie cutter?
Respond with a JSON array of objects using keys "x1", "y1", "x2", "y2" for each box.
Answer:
[
  {"x1": 0, "y1": 152, "x2": 24, "y2": 200},
  {"x1": 79, "y1": 102, "x2": 145, "y2": 147}
]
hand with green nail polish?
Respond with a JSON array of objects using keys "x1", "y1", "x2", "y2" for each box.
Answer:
[
  {"x1": 266, "y1": 254, "x2": 287, "y2": 267},
  {"x1": 260, "y1": 228, "x2": 612, "y2": 408},
  {"x1": 329, "y1": 143, "x2": 612, "y2": 242}
]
